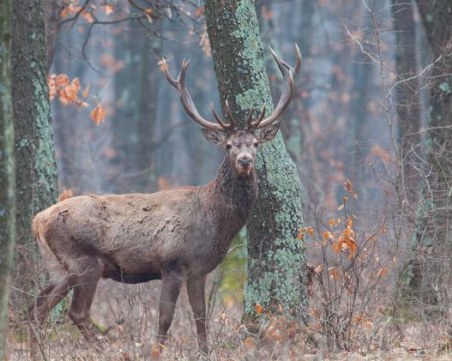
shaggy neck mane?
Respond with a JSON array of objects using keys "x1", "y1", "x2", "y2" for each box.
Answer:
[{"x1": 208, "y1": 157, "x2": 258, "y2": 216}]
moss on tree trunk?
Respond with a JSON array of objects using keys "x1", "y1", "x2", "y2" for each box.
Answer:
[
  {"x1": 12, "y1": 0, "x2": 57, "y2": 304},
  {"x1": 0, "y1": 0, "x2": 16, "y2": 357},
  {"x1": 205, "y1": 0, "x2": 307, "y2": 321}
]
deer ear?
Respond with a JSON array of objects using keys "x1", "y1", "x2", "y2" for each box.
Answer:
[
  {"x1": 201, "y1": 128, "x2": 227, "y2": 146},
  {"x1": 256, "y1": 123, "x2": 280, "y2": 143}
]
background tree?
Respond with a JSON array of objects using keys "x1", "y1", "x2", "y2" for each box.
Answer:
[
  {"x1": 391, "y1": 0, "x2": 421, "y2": 211},
  {"x1": 401, "y1": 0, "x2": 452, "y2": 312},
  {"x1": 12, "y1": 0, "x2": 58, "y2": 305},
  {"x1": 0, "y1": 0, "x2": 16, "y2": 358},
  {"x1": 204, "y1": 0, "x2": 307, "y2": 321}
]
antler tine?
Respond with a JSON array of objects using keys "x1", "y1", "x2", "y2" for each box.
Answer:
[
  {"x1": 246, "y1": 109, "x2": 255, "y2": 128},
  {"x1": 161, "y1": 58, "x2": 179, "y2": 89},
  {"x1": 249, "y1": 105, "x2": 266, "y2": 128},
  {"x1": 210, "y1": 103, "x2": 231, "y2": 129},
  {"x1": 224, "y1": 100, "x2": 235, "y2": 129},
  {"x1": 252, "y1": 45, "x2": 301, "y2": 129},
  {"x1": 163, "y1": 58, "x2": 224, "y2": 131},
  {"x1": 294, "y1": 43, "x2": 302, "y2": 75}
]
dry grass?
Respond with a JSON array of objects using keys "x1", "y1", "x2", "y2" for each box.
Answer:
[{"x1": 6, "y1": 274, "x2": 451, "y2": 360}]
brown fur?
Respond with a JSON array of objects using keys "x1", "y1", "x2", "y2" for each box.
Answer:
[{"x1": 29, "y1": 127, "x2": 278, "y2": 355}]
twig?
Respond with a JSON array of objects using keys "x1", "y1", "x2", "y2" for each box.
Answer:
[{"x1": 59, "y1": 0, "x2": 91, "y2": 28}]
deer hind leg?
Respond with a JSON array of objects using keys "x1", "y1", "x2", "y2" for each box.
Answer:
[
  {"x1": 187, "y1": 275, "x2": 208, "y2": 354},
  {"x1": 29, "y1": 274, "x2": 77, "y2": 326},
  {"x1": 68, "y1": 258, "x2": 103, "y2": 343},
  {"x1": 29, "y1": 273, "x2": 77, "y2": 358},
  {"x1": 156, "y1": 270, "x2": 183, "y2": 346}
]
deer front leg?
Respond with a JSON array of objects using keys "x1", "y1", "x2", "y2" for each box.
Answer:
[
  {"x1": 187, "y1": 275, "x2": 208, "y2": 354},
  {"x1": 156, "y1": 271, "x2": 183, "y2": 346}
]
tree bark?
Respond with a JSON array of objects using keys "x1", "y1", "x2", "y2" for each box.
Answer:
[
  {"x1": 12, "y1": 0, "x2": 58, "y2": 304},
  {"x1": 204, "y1": 0, "x2": 307, "y2": 322},
  {"x1": 43, "y1": 0, "x2": 62, "y2": 71},
  {"x1": 391, "y1": 0, "x2": 422, "y2": 209},
  {"x1": 403, "y1": 0, "x2": 452, "y2": 313},
  {"x1": 0, "y1": 0, "x2": 16, "y2": 357}
]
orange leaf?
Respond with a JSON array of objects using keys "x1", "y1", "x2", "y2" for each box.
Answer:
[
  {"x1": 61, "y1": 4, "x2": 81, "y2": 19},
  {"x1": 104, "y1": 4, "x2": 114, "y2": 15},
  {"x1": 244, "y1": 337, "x2": 255, "y2": 349},
  {"x1": 329, "y1": 267, "x2": 340, "y2": 280},
  {"x1": 81, "y1": 10, "x2": 95, "y2": 23},
  {"x1": 144, "y1": 8, "x2": 153, "y2": 22},
  {"x1": 344, "y1": 179, "x2": 353, "y2": 193},
  {"x1": 323, "y1": 231, "x2": 333, "y2": 241},
  {"x1": 332, "y1": 240, "x2": 342, "y2": 253},
  {"x1": 255, "y1": 304, "x2": 263, "y2": 315},
  {"x1": 328, "y1": 218, "x2": 340, "y2": 227},
  {"x1": 346, "y1": 237, "x2": 357, "y2": 257},
  {"x1": 59, "y1": 86, "x2": 76, "y2": 105},
  {"x1": 90, "y1": 104, "x2": 106, "y2": 125},
  {"x1": 158, "y1": 58, "x2": 169, "y2": 73},
  {"x1": 58, "y1": 188, "x2": 74, "y2": 202},
  {"x1": 157, "y1": 176, "x2": 171, "y2": 191},
  {"x1": 56, "y1": 73, "x2": 70, "y2": 87},
  {"x1": 48, "y1": 74, "x2": 57, "y2": 100},
  {"x1": 297, "y1": 226, "x2": 314, "y2": 240},
  {"x1": 194, "y1": 6, "x2": 204, "y2": 17}
]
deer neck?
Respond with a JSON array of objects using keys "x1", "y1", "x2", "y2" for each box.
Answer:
[{"x1": 211, "y1": 157, "x2": 258, "y2": 215}]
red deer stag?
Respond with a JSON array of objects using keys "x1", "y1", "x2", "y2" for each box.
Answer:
[{"x1": 29, "y1": 46, "x2": 301, "y2": 355}]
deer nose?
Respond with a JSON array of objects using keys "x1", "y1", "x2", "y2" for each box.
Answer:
[{"x1": 238, "y1": 156, "x2": 252, "y2": 168}]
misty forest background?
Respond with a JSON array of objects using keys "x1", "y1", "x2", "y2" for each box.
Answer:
[{"x1": 0, "y1": 0, "x2": 451, "y2": 360}]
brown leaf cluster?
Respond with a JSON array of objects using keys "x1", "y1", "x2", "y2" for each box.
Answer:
[
  {"x1": 332, "y1": 217, "x2": 357, "y2": 258},
  {"x1": 48, "y1": 73, "x2": 107, "y2": 126},
  {"x1": 60, "y1": 0, "x2": 94, "y2": 23}
]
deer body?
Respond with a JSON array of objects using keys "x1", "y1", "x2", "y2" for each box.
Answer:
[
  {"x1": 34, "y1": 158, "x2": 257, "y2": 286},
  {"x1": 30, "y1": 46, "x2": 301, "y2": 356}
]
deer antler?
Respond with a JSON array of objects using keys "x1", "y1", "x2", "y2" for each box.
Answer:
[
  {"x1": 249, "y1": 44, "x2": 302, "y2": 129},
  {"x1": 162, "y1": 58, "x2": 234, "y2": 131}
]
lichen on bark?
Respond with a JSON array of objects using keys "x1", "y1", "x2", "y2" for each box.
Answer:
[
  {"x1": 205, "y1": 0, "x2": 307, "y2": 322},
  {"x1": 12, "y1": 0, "x2": 57, "y2": 305},
  {"x1": 0, "y1": 0, "x2": 16, "y2": 357}
]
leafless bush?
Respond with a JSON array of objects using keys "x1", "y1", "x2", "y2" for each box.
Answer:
[{"x1": 301, "y1": 180, "x2": 400, "y2": 352}]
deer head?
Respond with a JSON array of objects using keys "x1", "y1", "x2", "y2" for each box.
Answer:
[{"x1": 162, "y1": 45, "x2": 302, "y2": 178}]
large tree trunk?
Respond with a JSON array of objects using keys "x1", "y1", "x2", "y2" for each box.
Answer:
[
  {"x1": 0, "y1": 0, "x2": 16, "y2": 357},
  {"x1": 402, "y1": 0, "x2": 452, "y2": 315},
  {"x1": 12, "y1": 0, "x2": 58, "y2": 306},
  {"x1": 204, "y1": 0, "x2": 307, "y2": 322}
]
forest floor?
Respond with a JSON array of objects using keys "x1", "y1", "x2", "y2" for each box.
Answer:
[{"x1": 6, "y1": 277, "x2": 452, "y2": 361}]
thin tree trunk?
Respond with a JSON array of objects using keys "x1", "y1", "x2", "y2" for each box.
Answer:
[
  {"x1": 204, "y1": 0, "x2": 307, "y2": 323},
  {"x1": 12, "y1": 0, "x2": 58, "y2": 306},
  {"x1": 0, "y1": 0, "x2": 16, "y2": 357},
  {"x1": 391, "y1": 0, "x2": 422, "y2": 209}
]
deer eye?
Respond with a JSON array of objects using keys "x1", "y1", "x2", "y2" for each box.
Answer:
[
  {"x1": 226, "y1": 143, "x2": 232, "y2": 150},
  {"x1": 253, "y1": 141, "x2": 259, "y2": 148}
]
